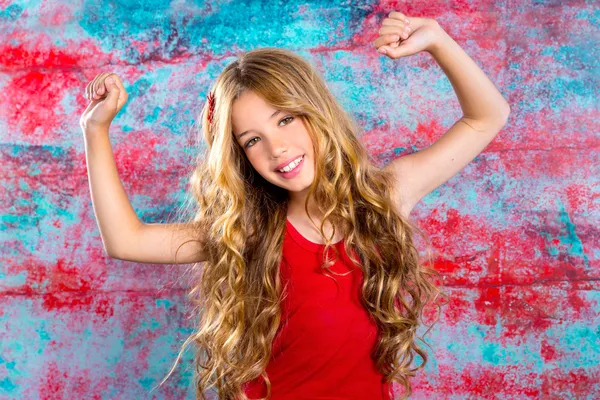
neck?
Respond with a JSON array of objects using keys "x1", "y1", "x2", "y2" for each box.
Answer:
[{"x1": 287, "y1": 189, "x2": 321, "y2": 220}]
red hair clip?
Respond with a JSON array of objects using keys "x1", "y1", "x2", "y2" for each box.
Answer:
[{"x1": 206, "y1": 90, "x2": 216, "y2": 129}]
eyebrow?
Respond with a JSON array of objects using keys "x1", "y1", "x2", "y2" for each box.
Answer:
[{"x1": 236, "y1": 110, "x2": 281, "y2": 140}]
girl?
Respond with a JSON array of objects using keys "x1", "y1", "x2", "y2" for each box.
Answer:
[{"x1": 80, "y1": 11, "x2": 510, "y2": 400}]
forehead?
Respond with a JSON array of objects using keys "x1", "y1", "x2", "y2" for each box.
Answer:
[
  {"x1": 231, "y1": 92, "x2": 279, "y2": 140},
  {"x1": 232, "y1": 92, "x2": 272, "y2": 123}
]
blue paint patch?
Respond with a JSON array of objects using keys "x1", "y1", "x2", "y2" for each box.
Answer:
[
  {"x1": 144, "y1": 106, "x2": 162, "y2": 124},
  {"x1": 0, "y1": 376, "x2": 18, "y2": 394},
  {"x1": 82, "y1": 328, "x2": 93, "y2": 341},
  {"x1": 140, "y1": 332, "x2": 196, "y2": 396},
  {"x1": 0, "y1": 4, "x2": 24, "y2": 22},
  {"x1": 141, "y1": 317, "x2": 161, "y2": 331},
  {"x1": 537, "y1": 201, "x2": 590, "y2": 270},
  {"x1": 555, "y1": 44, "x2": 599, "y2": 77},
  {"x1": 393, "y1": 147, "x2": 411, "y2": 156},
  {"x1": 557, "y1": 322, "x2": 600, "y2": 368},
  {"x1": 575, "y1": 8, "x2": 600, "y2": 29},
  {"x1": 156, "y1": 299, "x2": 172, "y2": 309},
  {"x1": 466, "y1": 187, "x2": 478, "y2": 203},
  {"x1": 35, "y1": 322, "x2": 52, "y2": 355},
  {"x1": 553, "y1": 75, "x2": 597, "y2": 110},
  {"x1": 482, "y1": 341, "x2": 506, "y2": 365},
  {"x1": 421, "y1": 187, "x2": 441, "y2": 205}
]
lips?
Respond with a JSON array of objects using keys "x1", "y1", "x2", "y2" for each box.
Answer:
[{"x1": 275, "y1": 155, "x2": 304, "y2": 171}]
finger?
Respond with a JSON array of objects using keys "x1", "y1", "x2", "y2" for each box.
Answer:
[
  {"x1": 105, "y1": 74, "x2": 128, "y2": 107},
  {"x1": 382, "y1": 19, "x2": 406, "y2": 27},
  {"x1": 93, "y1": 73, "x2": 112, "y2": 100},
  {"x1": 86, "y1": 75, "x2": 97, "y2": 101},
  {"x1": 388, "y1": 11, "x2": 410, "y2": 24},
  {"x1": 381, "y1": 20, "x2": 410, "y2": 38},
  {"x1": 97, "y1": 72, "x2": 120, "y2": 97},
  {"x1": 87, "y1": 73, "x2": 104, "y2": 101},
  {"x1": 85, "y1": 77, "x2": 94, "y2": 101},
  {"x1": 95, "y1": 74, "x2": 109, "y2": 97},
  {"x1": 373, "y1": 33, "x2": 401, "y2": 48},
  {"x1": 85, "y1": 80, "x2": 93, "y2": 101},
  {"x1": 380, "y1": 25, "x2": 411, "y2": 39},
  {"x1": 378, "y1": 26, "x2": 405, "y2": 37},
  {"x1": 376, "y1": 27, "x2": 404, "y2": 43},
  {"x1": 381, "y1": 40, "x2": 413, "y2": 60},
  {"x1": 92, "y1": 73, "x2": 110, "y2": 100},
  {"x1": 106, "y1": 74, "x2": 127, "y2": 95}
]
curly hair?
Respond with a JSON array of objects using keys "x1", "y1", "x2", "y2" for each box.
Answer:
[{"x1": 151, "y1": 47, "x2": 447, "y2": 400}]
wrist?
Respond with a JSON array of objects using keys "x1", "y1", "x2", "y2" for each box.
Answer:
[
  {"x1": 425, "y1": 21, "x2": 452, "y2": 55},
  {"x1": 82, "y1": 126, "x2": 110, "y2": 142}
]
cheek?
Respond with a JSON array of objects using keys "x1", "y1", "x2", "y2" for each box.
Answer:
[
  {"x1": 247, "y1": 156, "x2": 270, "y2": 175},
  {"x1": 300, "y1": 129, "x2": 313, "y2": 150}
]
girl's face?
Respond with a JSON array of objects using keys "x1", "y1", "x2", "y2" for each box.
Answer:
[{"x1": 231, "y1": 90, "x2": 315, "y2": 194}]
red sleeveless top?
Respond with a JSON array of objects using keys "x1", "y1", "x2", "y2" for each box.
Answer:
[{"x1": 242, "y1": 219, "x2": 393, "y2": 399}]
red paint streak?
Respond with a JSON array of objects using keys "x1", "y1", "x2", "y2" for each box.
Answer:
[
  {"x1": 565, "y1": 184, "x2": 593, "y2": 215},
  {"x1": 540, "y1": 338, "x2": 558, "y2": 362},
  {"x1": 415, "y1": 362, "x2": 600, "y2": 397},
  {"x1": 473, "y1": 287, "x2": 501, "y2": 326},
  {"x1": 442, "y1": 292, "x2": 470, "y2": 327},
  {"x1": 0, "y1": 37, "x2": 113, "y2": 140},
  {"x1": 41, "y1": 259, "x2": 98, "y2": 311},
  {"x1": 93, "y1": 297, "x2": 115, "y2": 319},
  {"x1": 39, "y1": 361, "x2": 105, "y2": 400},
  {"x1": 539, "y1": 367, "x2": 600, "y2": 397},
  {"x1": 414, "y1": 364, "x2": 542, "y2": 398}
]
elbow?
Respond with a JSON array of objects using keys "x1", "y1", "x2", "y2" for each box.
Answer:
[
  {"x1": 106, "y1": 247, "x2": 121, "y2": 260},
  {"x1": 489, "y1": 107, "x2": 511, "y2": 130},
  {"x1": 489, "y1": 102, "x2": 511, "y2": 127},
  {"x1": 500, "y1": 104, "x2": 511, "y2": 124}
]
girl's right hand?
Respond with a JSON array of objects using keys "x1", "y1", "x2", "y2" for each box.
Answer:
[{"x1": 80, "y1": 73, "x2": 128, "y2": 133}]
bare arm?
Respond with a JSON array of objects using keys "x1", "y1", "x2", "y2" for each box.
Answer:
[
  {"x1": 383, "y1": 19, "x2": 509, "y2": 215},
  {"x1": 83, "y1": 129, "x2": 206, "y2": 264},
  {"x1": 113, "y1": 222, "x2": 207, "y2": 264}
]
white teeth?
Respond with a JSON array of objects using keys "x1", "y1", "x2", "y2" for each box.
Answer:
[{"x1": 278, "y1": 155, "x2": 303, "y2": 172}]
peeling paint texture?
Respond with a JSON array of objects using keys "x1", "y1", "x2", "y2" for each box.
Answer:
[{"x1": 1, "y1": 0, "x2": 599, "y2": 399}]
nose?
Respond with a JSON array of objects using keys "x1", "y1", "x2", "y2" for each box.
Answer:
[{"x1": 266, "y1": 136, "x2": 290, "y2": 159}]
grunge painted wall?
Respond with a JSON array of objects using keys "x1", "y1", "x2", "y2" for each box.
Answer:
[{"x1": 1, "y1": 0, "x2": 598, "y2": 399}]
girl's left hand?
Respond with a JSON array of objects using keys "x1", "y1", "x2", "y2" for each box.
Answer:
[{"x1": 374, "y1": 11, "x2": 443, "y2": 59}]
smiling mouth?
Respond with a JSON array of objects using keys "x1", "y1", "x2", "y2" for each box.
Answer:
[{"x1": 276, "y1": 155, "x2": 304, "y2": 172}]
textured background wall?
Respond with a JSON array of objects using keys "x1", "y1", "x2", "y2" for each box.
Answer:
[{"x1": 1, "y1": 0, "x2": 598, "y2": 399}]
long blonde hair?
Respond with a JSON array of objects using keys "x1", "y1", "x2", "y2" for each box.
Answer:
[{"x1": 153, "y1": 47, "x2": 447, "y2": 399}]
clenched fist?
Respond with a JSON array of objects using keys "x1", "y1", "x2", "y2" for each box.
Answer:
[
  {"x1": 374, "y1": 11, "x2": 444, "y2": 60},
  {"x1": 80, "y1": 73, "x2": 128, "y2": 134}
]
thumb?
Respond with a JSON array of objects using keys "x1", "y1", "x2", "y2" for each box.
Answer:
[
  {"x1": 104, "y1": 77, "x2": 120, "y2": 103},
  {"x1": 380, "y1": 44, "x2": 411, "y2": 59}
]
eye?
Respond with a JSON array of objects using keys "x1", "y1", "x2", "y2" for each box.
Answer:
[
  {"x1": 244, "y1": 116, "x2": 294, "y2": 148},
  {"x1": 280, "y1": 115, "x2": 294, "y2": 126}
]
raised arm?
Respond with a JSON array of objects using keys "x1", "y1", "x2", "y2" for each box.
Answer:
[
  {"x1": 81, "y1": 73, "x2": 207, "y2": 265},
  {"x1": 114, "y1": 221, "x2": 207, "y2": 264},
  {"x1": 83, "y1": 130, "x2": 207, "y2": 264},
  {"x1": 376, "y1": 15, "x2": 510, "y2": 215}
]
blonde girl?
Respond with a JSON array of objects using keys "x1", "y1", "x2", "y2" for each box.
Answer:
[{"x1": 80, "y1": 10, "x2": 510, "y2": 400}]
